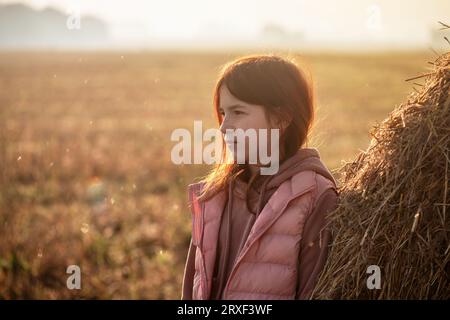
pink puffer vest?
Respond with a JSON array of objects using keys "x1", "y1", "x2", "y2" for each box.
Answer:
[{"x1": 187, "y1": 170, "x2": 336, "y2": 300}]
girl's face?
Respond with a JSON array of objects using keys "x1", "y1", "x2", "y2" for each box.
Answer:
[{"x1": 218, "y1": 85, "x2": 280, "y2": 167}]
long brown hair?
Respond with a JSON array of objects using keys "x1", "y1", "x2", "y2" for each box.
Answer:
[{"x1": 197, "y1": 53, "x2": 315, "y2": 202}]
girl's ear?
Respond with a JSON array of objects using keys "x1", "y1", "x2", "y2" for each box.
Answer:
[
  {"x1": 273, "y1": 110, "x2": 292, "y2": 134},
  {"x1": 280, "y1": 117, "x2": 291, "y2": 132}
]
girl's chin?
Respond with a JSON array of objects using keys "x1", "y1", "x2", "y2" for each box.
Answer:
[
  {"x1": 226, "y1": 152, "x2": 258, "y2": 164},
  {"x1": 225, "y1": 145, "x2": 264, "y2": 164}
]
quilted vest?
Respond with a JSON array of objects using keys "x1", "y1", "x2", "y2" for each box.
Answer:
[{"x1": 187, "y1": 170, "x2": 336, "y2": 300}]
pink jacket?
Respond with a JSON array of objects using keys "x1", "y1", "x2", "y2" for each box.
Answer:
[{"x1": 186, "y1": 149, "x2": 337, "y2": 299}]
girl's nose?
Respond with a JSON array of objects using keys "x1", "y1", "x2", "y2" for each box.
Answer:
[{"x1": 219, "y1": 120, "x2": 234, "y2": 136}]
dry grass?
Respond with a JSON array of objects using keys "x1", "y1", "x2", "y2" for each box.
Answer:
[
  {"x1": 0, "y1": 50, "x2": 436, "y2": 299},
  {"x1": 312, "y1": 51, "x2": 450, "y2": 299}
]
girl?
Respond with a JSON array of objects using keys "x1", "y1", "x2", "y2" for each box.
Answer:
[{"x1": 181, "y1": 54, "x2": 338, "y2": 300}]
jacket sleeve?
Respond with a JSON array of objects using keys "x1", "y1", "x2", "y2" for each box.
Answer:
[
  {"x1": 295, "y1": 188, "x2": 338, "y2": 299},
  {"x1": 181, "y1": 237, "x2": 196, "y2": 300}
]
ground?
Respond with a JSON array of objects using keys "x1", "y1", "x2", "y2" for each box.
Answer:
[{"x1": 0, "y1": 50, "x2": 435, "y2": 298}]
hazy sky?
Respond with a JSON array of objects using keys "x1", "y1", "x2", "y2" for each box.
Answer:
[{"x1": 2, "y1": 0, "x2": 449, "y2": 48}]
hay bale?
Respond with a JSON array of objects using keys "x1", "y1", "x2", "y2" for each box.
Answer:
[{"x1": 312, "y1": 51, "x2": 450, "y2": 299}]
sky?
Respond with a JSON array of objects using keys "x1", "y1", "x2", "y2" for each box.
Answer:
[{"x1": 1, "y1": 0, "x2": 449, "y2": 49}]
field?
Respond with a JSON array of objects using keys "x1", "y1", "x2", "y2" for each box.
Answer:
[{"x1": 0, "y1": 50, "x2": 435, "y2": 299}]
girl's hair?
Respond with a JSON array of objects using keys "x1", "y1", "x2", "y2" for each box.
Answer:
[{"x1": 197, "y1": 54, "x2": 315, "y2": 202}]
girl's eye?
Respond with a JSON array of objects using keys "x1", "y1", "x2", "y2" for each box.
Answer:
[{"x1": 219, "y1": 110, "x2": 245, "y2": 116}]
